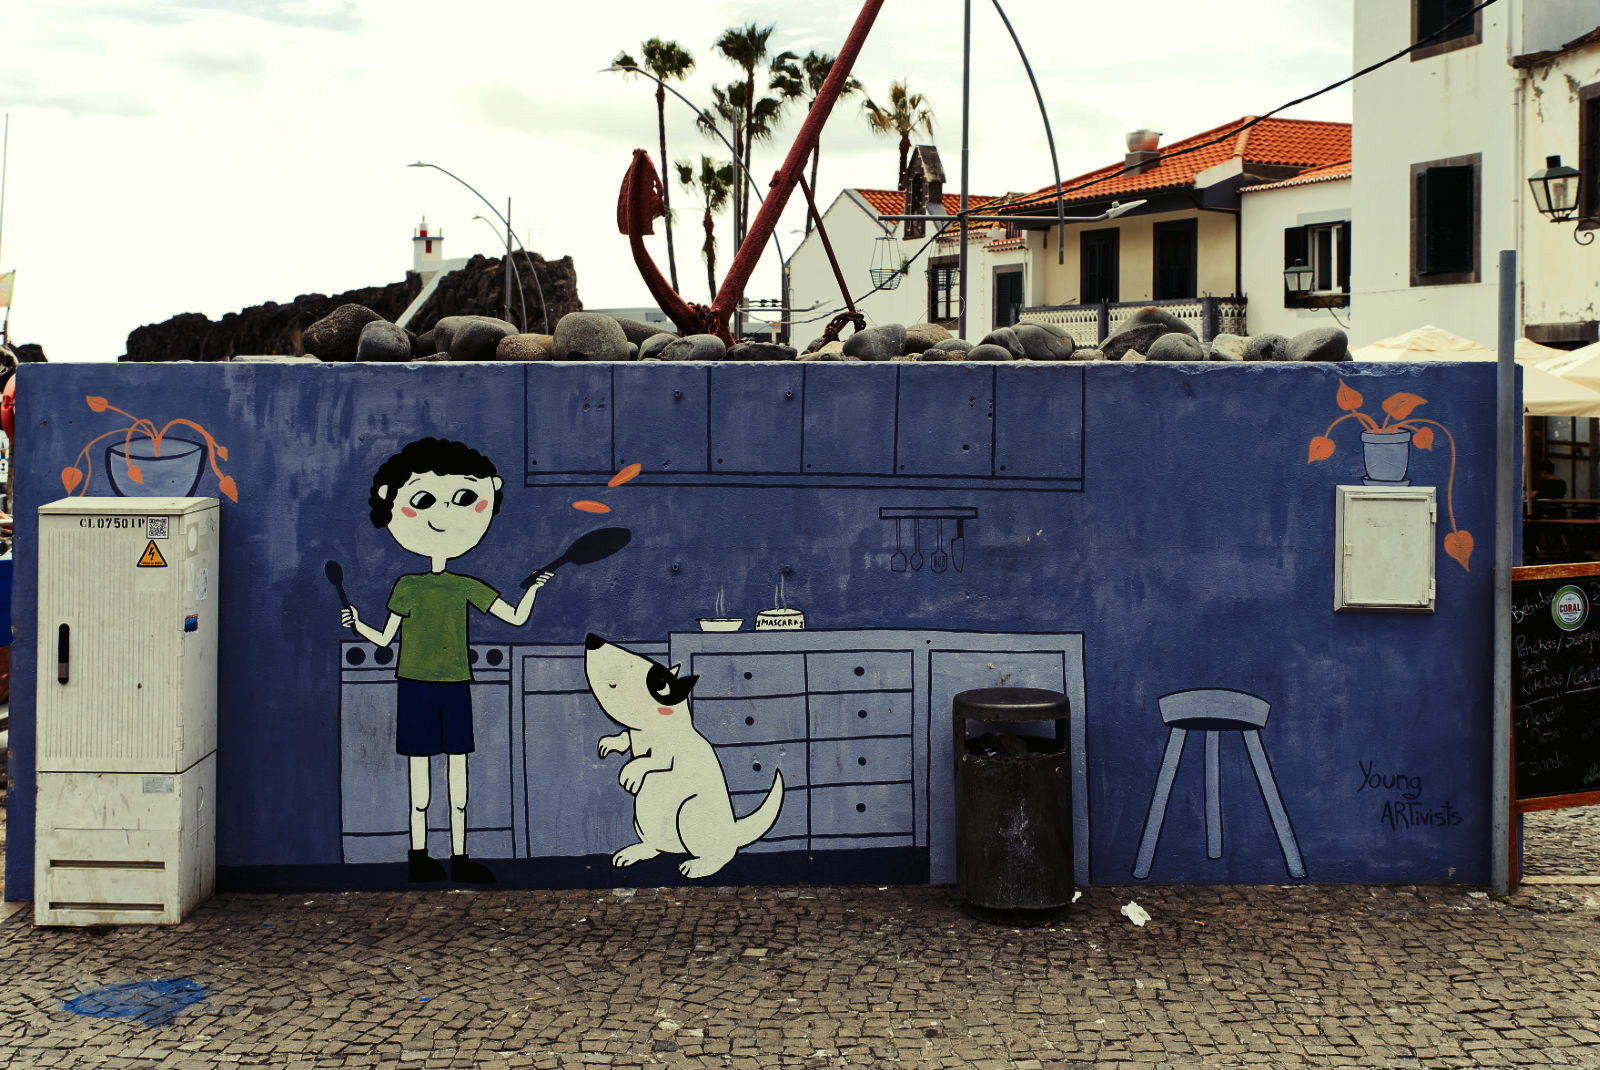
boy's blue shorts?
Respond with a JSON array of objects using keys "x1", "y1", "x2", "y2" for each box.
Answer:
[{"x1": 395, "y1": 679, "x2": 475, "y2": 756}]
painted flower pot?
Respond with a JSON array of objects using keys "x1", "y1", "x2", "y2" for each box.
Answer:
[
  {"x1": 106, "y1": 437, "x2": 206, "y2": 497},
  {"x1": 1360, "y1": 430, "x2": 1412, "y2": 485}
]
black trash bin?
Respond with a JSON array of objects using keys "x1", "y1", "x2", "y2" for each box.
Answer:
[{"x1": 953, "y1": 687, "x2": 1073, "y2": 916}]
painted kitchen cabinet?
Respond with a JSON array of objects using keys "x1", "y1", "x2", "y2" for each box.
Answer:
[
  {"x1": 614, "y1": 365, "x2": 710, "y2": 474},
  {"x1": 894, "y1": 364, "x2": 995, "y2": 478},
  {"x1": 524, "y1": 364, "x2": 613, "y2": 476},
  {"x1": 801, "y1": 364, "x2": 899, "y2": 476},
  {"x1": 710, "y1": 365, "x2": 804, "y2": 474},
  {"x1": 338, "y1": 642, "x2": 513, "y2": 863},
  {"x1": 993, "y1": 367, "x2": 1084, "y2": 481}
]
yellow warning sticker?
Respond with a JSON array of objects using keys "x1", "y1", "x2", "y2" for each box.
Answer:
[{"x1": 138, "y1": 541, "x2": 168, "y2": 568}]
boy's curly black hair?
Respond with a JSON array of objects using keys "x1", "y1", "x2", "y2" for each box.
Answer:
[{"x1": 369, "y1": 438, "x2": 503, "y2": 528}]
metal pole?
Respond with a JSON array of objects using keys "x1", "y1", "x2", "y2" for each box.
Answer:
[
  {"x1": 1492, "y1": 248, "x2": 1516, "y2": 896},
  {"x1": 505, "y1": 197, "x2": 514, "y2": 327},
  {"x1": 958, "y1": 0, "x2": 971, "y2": 339}
]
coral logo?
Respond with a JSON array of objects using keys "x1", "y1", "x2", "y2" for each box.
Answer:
[{"x1": 1553, "y1": 585, "x2": 1589, "y2": 632}]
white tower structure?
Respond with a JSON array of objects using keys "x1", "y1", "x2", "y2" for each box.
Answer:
[{"x1": 412, "y1": 216, "x2": 445, "y2": 281}]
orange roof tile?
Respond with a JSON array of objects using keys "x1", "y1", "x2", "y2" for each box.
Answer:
[
  {"x1": 1004, "y1": 118, "x2": 1351, "y2": 211},
  {"x1": 854, "y1": 188, "x2": 996, "y2": 217},
  {"x1": 1239, "y1": 159, "x2": 1352, "y2": 194}
]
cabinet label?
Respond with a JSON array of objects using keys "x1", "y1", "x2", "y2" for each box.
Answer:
[{"x1": 138, "y1": 541, "x2": 168, "y2": 568}]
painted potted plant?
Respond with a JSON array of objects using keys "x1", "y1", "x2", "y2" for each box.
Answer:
[
  {"x1": 697, "y1": 586, "x2": 744, "y2": 632},
  {"x1": 755, "y1": 572, "x2": 805, "y2": 631},
  {"x1": 1308, "y1": 380, "x2": 1471, "y2": 570},
  {"x1": 62, "y1": 396, "x2": 237, "y2": 501}
]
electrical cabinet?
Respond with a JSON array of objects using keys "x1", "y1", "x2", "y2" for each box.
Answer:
[
  {"x1": 1334, "y1": 486, "x2": 1437, "y2": 613},
  {"x1": 34, "y1": 496, "x2": 219, "y2": 925}
]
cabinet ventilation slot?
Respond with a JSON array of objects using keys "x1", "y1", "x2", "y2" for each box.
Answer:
[
  {"x1": 49, "y1": 902, "x2": 166, "y2": 912},
  {"x1": 49, "y1": 859, "x2": 166, "y2": 870}
]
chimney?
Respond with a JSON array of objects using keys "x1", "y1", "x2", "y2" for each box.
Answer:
[{"x1": 1124, "y1": 129, "x2": 1162, "y2": 174}]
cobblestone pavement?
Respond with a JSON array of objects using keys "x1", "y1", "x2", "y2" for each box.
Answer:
[{"x1": 4, "y1": 796, "x2": 1600, "y2": 1069}]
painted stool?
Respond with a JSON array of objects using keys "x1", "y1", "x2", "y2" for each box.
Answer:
[{"x1": 1131, "y1": 688, "x2": 1305, "y2": 880}]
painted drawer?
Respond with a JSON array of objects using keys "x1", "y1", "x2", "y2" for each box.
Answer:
[
  {"x1": 689, "y1": 653, "x2": 806, "y2": 698},
  {"x1": 810, "y1": 782, "x2": 914, "y2": 837},
  {"x1": 716, "y1": 741, "x2": 808, "y2": 793},
  {"x1": 807, "y1": 690, "x2": 911, "y2": 739},
  {"x1": 805, "y1": 650, "x2": 912, "y2": 692},
  {"x1": 690, "y1": 695, "x2": 808, "y2": 744},
  {"x1": 808, "y1": 737, "x2": 912, "y2": 787},
  {"x1": 521, "y1": 652, "x2": 589, "y2": 693}
]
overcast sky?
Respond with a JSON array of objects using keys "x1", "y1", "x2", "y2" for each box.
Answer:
[{"x1": 0, "y1": 0, "x2": 1353, "y2": 362}]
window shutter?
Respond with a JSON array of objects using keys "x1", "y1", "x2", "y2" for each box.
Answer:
[
  {"x1": 1422, "y1": 165, "x2": 1473, "y2": 275},
  {"x1": 1337, "y1": 221, "x2": 1352, "y2": 293},
  {"x1": 1284, "y1": 225, "x2": 1308, "y2": 308}
]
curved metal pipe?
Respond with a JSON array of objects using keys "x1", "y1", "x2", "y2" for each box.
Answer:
[{"x1": 989, "y1": 0, "x2": 1068, "y2": 265}]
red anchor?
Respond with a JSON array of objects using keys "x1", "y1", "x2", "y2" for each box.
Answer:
[{"x1": 617, "y1": 0, "x2": 886, "y2": 346}]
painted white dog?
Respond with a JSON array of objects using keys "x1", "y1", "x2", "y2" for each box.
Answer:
[{"x1": 584, "y1": 633, "x2": 784, "y2": 878}]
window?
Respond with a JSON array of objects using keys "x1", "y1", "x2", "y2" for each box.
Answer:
[
  {"x1": 927, "y1": 258, "x2": 959, "y2": 323},
  {"x1": 1080, "y1": 228, "x2": 1119, "y2": 304},
  {"x1": 1283, "y1": 221, "x2": 1351, "y2": 307},
  {"x1": 1581, "y1": 83, "x2": 1600, "y2": 229},
  {"x1": 1411, "y1": 0, "x2": 1480, "y2": 61},
  {"x1": 1152, "y1": 219, "x2": 1197, "y2": 300},
  {"x1": 1411, "y1": 153, "x2": 1480, "y2": 287},
  {"x1": 994, "y1": 269, "x2": 1024, "y2": 329}
]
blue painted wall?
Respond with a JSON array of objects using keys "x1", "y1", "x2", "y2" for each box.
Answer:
[{"x1": 5, "y1": 360, "x2": 1507, "y2": 897}]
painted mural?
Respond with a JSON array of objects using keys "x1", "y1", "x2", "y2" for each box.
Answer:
[
  {"x1": 5, "y1": 360, "x2": 1505, "y2": 900},
  {"x1": 62, "y1": 395, "x2": 237, "y2": 501}
]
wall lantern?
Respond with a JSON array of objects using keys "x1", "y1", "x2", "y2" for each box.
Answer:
[
  {"x1": 1528, "y1": 155, "x2": 1593, "y2": 245},
  {"x1": 1284, "y1": 261, "x2": 1314, "y2": 297}
]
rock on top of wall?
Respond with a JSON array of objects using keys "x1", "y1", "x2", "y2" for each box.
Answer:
[{"x1": 303, "y1": 304, "x2": 384, "y2": 362}]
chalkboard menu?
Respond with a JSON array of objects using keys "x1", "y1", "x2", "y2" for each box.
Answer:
[{"x1": 1512, "y1": 563, "x2": 1600, "y2": 805}]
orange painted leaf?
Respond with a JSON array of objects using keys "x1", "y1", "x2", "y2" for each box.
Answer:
[
  {"x1": 1412, "y1": 425, "x2": 1435, "y2": 450},
  {"x1": 217, "y1": 475, "x2": 238, "y2": 503},
  {"x1": 608, "y1": 463, "x2": 641, "y2": 488},
  {"x1": 215, "y1": 444, "x2": 229, "y2": 462},
  {"x1": 1307, "y1": 436, "x2": 1335, "y2": 462},
  {"x1": 1336, "y1": 381, "x2": 1363, "y2": 413},
  {"x1": 61, "y1": 467, "x2": 83, "y2": 493},
  {"x1": 1382, "y1": 392, "x2": 1427, "y2": 423},
  {"x1": 85, "y1": 395, "x2": 109, "y2": 413},
  {"x1": 1443, "y1": 529, "x2": 1474, "y2": 571},
  {"x1": 572, "y1": 500, "x2": 611, "y2": 514},
  {"x1": 125, "y1": 464, "x2": 144, "y2": 484}
]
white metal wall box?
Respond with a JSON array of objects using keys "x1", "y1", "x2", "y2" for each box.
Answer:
[{"x1": 1333, "y1": 485, "x2": 1437, "y2": 613}]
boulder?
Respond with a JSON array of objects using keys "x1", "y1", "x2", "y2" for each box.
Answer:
[
  {"x1": 1147, "y1": 333, "x2": 1206, "y2": 361},
  {"x1": 1120, "y1": 349, "x2": 1148, "y2": 362},
  {"x1": 639, "y1": 332, "x2": 677, "y2": 360},
  {"x1": 1101, "y1": 321, "x2": 1178, "y2": 361},
  {"x1": 1287, "y1": 326, "x2": 1350, "y2": 362},
  {"x1": 1072, "y1": 347, "x2": 1105, "y2": 361},
  {"x1": 727, "y1": 342, "x2": 798, "y2": 360},
  {"x1": 302, "y1": 303, "x2": 383, "y2": 361},
  {"x1": 978, "y1": 327, "x2": 1025, "y2": 360},
  {"x1": 553, "y1": 312, "x2": 631, "y2": 361},
  {"x1": 800, "y1": 340, "x2": 849, "y2": 360},
  {"x1": 355, "y1": 320, "x2": 412, "y2": 362},
  {"x1": 1122, "y1": 306, "x2": 1197, "y2": 338},
  {"x1": 431, "y1": 315, "x2": 476, "y2": 354},
  {"x1": 930, "y1": 337, "x2": 975, "y2": 357},
  {"x1": 904, "y1": 322, "x2": 952, "y2": 354},
  {"x1": 414, "y1": 329, "x2": 438, "y2": 357},
  {"x1": 965, "y1": 343, "x2": 1016, "y2": 362},
  {"x1": 842, "y1": 323, "x2": 906, "y2": 361},
  {"x1": 612, "y1": 317, "x2": 662, "y2": 345},
  {"x1": 496, "y1": 333, "x2": 553, "y2": 361},
  {"x1": 661, "y1": 334, "x2": 727, "y2": 361},
  {"x1": 1243, "y1": 333, "x2": 1290, "y2": 362},
  {"x1": 917, "y1": 345, "x2": 963, "y2": 361},
  {"x1": 1208, "y1": 333, "x2": 1247, "y2": 361},
  {"x1": 1012, "y1": 322, "x2": 1075, "y2": 360},
  {"x1": 449, "y1": 317, "x2": 518, "y2": 361}
]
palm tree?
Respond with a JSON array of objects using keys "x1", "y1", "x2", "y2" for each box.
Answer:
[
  {"x1": 800, "y1": 51, "x2": 863, "y2": 236},
  {"x1": 862, "y1": 79, "x2": 936, "y2": 191},
  {"x1": 613, "y1": 38, "x2": 695, "y2": 293},
  {"x1": 699, "y1": 84, "x2": 746, "y2": 248},
  {"x1": 713, "y1": 22, "x2": 776, "y2": 248},
  {"x1": 676, "y1": 156, "x2": 736, "y2": 302}
]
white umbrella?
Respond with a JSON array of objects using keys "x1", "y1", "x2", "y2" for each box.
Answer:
[
  {"x1": 1522, "y1": 361, "x2": 1600, "y2": 417},
  {"x1": 1350, "y1": 325, "x2": 1492, "y2": 361},
  {"x1": 1529, "y1": 340, "x2": 1600, "y2": 389}
]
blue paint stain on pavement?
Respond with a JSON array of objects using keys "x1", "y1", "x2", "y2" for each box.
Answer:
[{"x1": 64, "y1": 979, "x2": 210, "y2": 1027}]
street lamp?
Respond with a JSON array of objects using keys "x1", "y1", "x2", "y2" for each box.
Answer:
[
  {"x1": 1284, "y1": 261, "x2": 1314, "y2": 298},
  {"x1": 407, "y1": 162, "x2": 542, "y2": 329},
  {"x1": 1528, "y1": 155, "x2": 1592, "y2": 246}
]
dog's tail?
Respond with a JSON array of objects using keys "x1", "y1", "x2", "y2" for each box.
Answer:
[{"x1": 733, "y1": 769, "x2": 785, "y2": 848}]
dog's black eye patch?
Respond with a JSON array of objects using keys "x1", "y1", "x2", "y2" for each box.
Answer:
[{"x1": 647, "y1": 664, "x2": 699, "y2": 706}]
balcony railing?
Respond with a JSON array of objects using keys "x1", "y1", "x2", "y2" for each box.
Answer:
[{"x1": 1019, "y1": 296, "x2": 1247, "y2": 348}]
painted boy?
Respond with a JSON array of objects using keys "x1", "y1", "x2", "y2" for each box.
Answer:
[{"x1": 342, "y1": 437, "x2": 551, "y2": 883}]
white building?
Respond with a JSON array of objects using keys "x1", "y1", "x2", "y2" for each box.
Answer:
[
  {"x1": 1350, "y1": 0, "x2": 1600, "y2": 347},
  {"x1": 1237, "y1": 162, "x2": 1353, "y2": 340}
]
